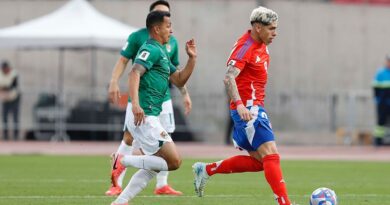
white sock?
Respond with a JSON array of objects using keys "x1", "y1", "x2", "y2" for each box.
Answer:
[
  {"x1": 115, "y1": 140, "x2": 133, "y2": 188},
  {"x1": 156, "y1": 171, "x2": 169, "y2": 188},
  {"x1": 121, "y1": 155, "x2": 168, "y2": 171},
  {"x1": 117, "y1": 140, "x2": 133, "y2": 155},
  {"x1": 114, "y1": 170, "x2": 157, "y2": 203}
]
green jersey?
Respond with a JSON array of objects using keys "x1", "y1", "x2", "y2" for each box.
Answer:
[
  {"x1": 121, "y1": 28, "x2": 179, "y2": 102},
  {"x1": 132, "y1": 39, "x2": 177, "y2": 116}
]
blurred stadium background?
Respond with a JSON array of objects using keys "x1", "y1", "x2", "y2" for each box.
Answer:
[
  {"x1": 0, "y1": 0, "x2": 390, "y2": 145},
  {"x1": 1, "y1": 1, "x2": 390, "y2": 205}
]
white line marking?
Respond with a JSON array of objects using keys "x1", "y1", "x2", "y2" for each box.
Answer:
[{"x1": 0, "y1": 194, "x2": 389, "y2": 199}]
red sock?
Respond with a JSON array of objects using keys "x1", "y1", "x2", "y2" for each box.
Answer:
[
  {"x1": 263, "y1": 154, "x2": 291, "y2": 205},
  {"x1": 205, "y1": 155, "x2": 263, "y2": 176}
]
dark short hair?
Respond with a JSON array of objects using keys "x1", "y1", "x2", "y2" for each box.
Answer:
[
  {"x1": 1, "y1": 61, "x2": 9, "y2": 69},
  {"x1": 149, "y1": 0, "x2": 170, "y2": 12},
  {"x1": 146, "y1": 11, "x2": 171, "y2": 31}
]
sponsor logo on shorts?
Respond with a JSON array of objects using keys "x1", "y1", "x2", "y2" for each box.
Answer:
[{"x1": 160, "y1": 131, "x2": 168, "y2": 138}]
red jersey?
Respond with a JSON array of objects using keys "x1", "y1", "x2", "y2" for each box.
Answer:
[{"x1": 227, "y1": 30, "x2": 270, "y2": 110}]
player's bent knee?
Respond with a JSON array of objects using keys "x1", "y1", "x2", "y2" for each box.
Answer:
[
  {"x1": 123, "y1": 131, "x2": 134, "y2": 145},
  {"x1": 167, "y1": 158, "x2": 182, "y2": 171}
]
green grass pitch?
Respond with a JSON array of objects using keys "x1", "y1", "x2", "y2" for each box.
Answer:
[{"x1": 0, "y1": 155, "x2": 389, "y2": 205}]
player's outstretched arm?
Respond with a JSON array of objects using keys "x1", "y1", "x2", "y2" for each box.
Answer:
[
  {"x1": 128, "y1": 63, "x2": 146, "y2": 126},
  {"x1": 170, "y1": 39, "x2": 197, "y2": 87},
  {"x1": 178, "y1": 85, "x2": 192, "y2": 115},
  {"x1": 224, "y1": 65, "x2": 252, "y2": 121},
  {"x1": 108, "y1": 56, "x2": 130, "y2": 104}
]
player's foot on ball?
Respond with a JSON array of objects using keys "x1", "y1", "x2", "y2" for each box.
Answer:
[
  {"x1": 111, "y1": 154, "x2": 126, "y2": 187},
  {"x1": 154, "y1": 184, "x2": 183, "y2": 196},
  {"x1": 105, "y1": 185, "x2": 122, "y2": 196},
  {"x1": 192, "y1": 162, "x2": 209, "y2": 197}
]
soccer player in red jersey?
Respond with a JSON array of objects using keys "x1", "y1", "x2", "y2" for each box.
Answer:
[{"x1": 193, "y1": 6, "x2": 292, "y2": 205}]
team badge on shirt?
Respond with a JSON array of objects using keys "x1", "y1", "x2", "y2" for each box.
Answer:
[
  {"x1": 138, "y1": 51, "x2": 150, "y2": 61},
  {"x1": 166, "y1": 44, "x2": 171, "y2": 53},
  {"x1": 255, "y1": 56, "x2": 261, "y2": 63},
  {"x1": 228, "y1": 60, "x2": 236, "y2": 66}
]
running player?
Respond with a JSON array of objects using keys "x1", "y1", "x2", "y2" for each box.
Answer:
[
  {"x1": 110, "y1": 10, "x2": 196, "y2": 205},
  {"x1": 192, "y1": 6, "x2": 293, "y2": 205},
  {"x1": 106, "y1": 0, "x2": 190, "y2": 196}
]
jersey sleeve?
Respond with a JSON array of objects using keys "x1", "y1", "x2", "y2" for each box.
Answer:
[
  {"x1": 120, "y1": 33, "x2": 139, "y2": 61},
  {"x1": 169, "y1": 62, "x2": 177, "y2": 75},
  {"x1": 134, "y1": 45, "x2": 160, "y2": 70},
  {"x1": 170, "y1": 37, "x2": 180, "y2": 67},
  {"x1": 226, "y1": 41, "x2": 251, "y2": 71}
]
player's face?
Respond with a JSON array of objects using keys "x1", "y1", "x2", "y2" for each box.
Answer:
[
  {"x1": 152, "y1": 4, "x2": 170, "y2": 12},
  {"x1": 258, "y1": 21, "x2": 278, "y2": 45},
  {"x1": 158, "y1": 16, "x2": 172, "y2": 44}
]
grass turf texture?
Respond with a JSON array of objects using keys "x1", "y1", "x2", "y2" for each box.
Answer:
[{"x1": 0, "y1": 155, "x2": 389, "y2": 205}]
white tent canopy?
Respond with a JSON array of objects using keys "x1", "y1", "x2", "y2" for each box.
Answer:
[
  {"x1": 0, "y1": 0, "x2": 137, "y2": 49},
  {"x1": 0, "y1": 0, "x2": 138, "y2": 141}
]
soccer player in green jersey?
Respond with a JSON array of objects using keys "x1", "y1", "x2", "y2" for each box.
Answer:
[
  {"x1": 106, "y1": 0, "x2": 190, "y2": 196},
  {"x1": 110, "y1": 10, "x2": 196, "y2": 205}
]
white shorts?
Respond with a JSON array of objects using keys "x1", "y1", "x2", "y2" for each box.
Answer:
[
  {"x1": 159, "y1": 99, "x2": 175, "y2": 133},
  {"x1": 123, "y1": 103, "x2": 173, "y2": 155}
]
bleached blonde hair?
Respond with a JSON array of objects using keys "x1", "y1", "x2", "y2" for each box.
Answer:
[{"x1": 250, "y1": 6, "x2": 278, "y2": 26}]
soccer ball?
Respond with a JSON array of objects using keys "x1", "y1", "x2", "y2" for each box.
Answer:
[{"x1": 310, "y1": 187, "x2": 337, "y2": 205}]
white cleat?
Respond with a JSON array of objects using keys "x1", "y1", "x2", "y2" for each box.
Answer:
[{"x1": 192, "y1": 162, "x2": 209, "y2": 197}]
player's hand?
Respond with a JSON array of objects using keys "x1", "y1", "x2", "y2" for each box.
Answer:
[
  {"x1": 237, "y1": 104, "x2": 252, "y2": 122},
  {"x1": 132, "y1": 104, "x2": 145, "y2": 126},
  {"x1": 108, "y1": 81, "x2": 121, "y2": 104},
  {"x1": 185, "y1": 39, "x2": 197, "y2": 58},
  {"x1": 182, "y1": 94, "x2": 192, "y2": 115}
]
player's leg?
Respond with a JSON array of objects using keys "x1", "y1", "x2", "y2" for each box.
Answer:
[
  {"x1": 119, "y1": 112, "x2": 180, "y2": 171},
  {"x1": 111, "y1": 115, "x2": 180, "y2": 204},
  {"x1": 192, "y1": 153, "x2": 263, "y2": 197},
  {"x1": 257, "y1": 142, "x2": 291, "y2": 205},
  {"x1": 106, "y1": 103, "x2": 135, "y2": 196},
  {"x1": 120, "y1": 141, "x2": 181, "y2": 171},
  {"x1": 193, "y1": 107, "x2": 265, "y2": 197},
  {"x1": 154, "y1": 99, "x2": 182, "y2": 195},
  {"x1": 105, "y1": 131, "x2": 134, "y2": 196},
  {"x1": 251, "y1": 108, "x2": 291, "y2": 205},
  {"x1": 111, "y1": 169, "x2": 157, "y2": 205}
]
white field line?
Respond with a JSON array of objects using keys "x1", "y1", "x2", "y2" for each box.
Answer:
[{"x1": 0, "y1": 194, "x2": 389, "y2": 199}]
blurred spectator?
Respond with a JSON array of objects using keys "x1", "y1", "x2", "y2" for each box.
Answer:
[
  {"x1": 0, "y1": 61, "x2": 21, "y2": 140},
  {"x1": 372, "y1": 54, "x2": 390, "y2": 146}
]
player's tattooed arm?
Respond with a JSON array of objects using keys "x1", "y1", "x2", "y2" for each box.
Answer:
[
  {"x1": 224, "y1": 65, "x2": 241, "y2": 102},
  {"x1": 128, "y1": 64, "x2": 146, "y2": 105},
  {"x1": 128, "y1": 64, "x2": 147, "y2": 126},
  {"x1": 131, "y1": 63, "x2": 147, "y2": 76}
]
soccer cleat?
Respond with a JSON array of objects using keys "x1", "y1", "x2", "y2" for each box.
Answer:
[
  {"x1": 110, "y1": 202, "x2": 128, "y2": 205},
  {"x1": 111, "y1": 154, "x2": 126, "y2": 188},
  {"x1": 192, "y1": 162, "x2": 209, "y2": 197},
  {"x1": 105, "y1": 185, "x2": 122, "y2": 196},
  {"x1": 154, "y1": 184, "x2": 183, "y2": 196}
]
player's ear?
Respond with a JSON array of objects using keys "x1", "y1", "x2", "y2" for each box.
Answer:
[
  {"x1": 252, "y1": 23, "x2": 261, "y2": 33},
  {"x1": 152, "y1": 24, "x2": 159, "y2": 35}
]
